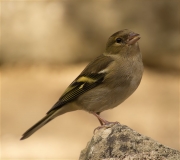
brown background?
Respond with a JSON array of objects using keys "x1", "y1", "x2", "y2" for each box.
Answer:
[{"x1": 1, "y1": 0, "x2": 179, "y2": 159}]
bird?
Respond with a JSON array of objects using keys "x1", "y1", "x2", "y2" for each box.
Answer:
[{"x1": 20, "y1": 29, "x2": 143, "y2": 140}]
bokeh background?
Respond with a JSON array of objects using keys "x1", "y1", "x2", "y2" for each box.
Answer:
[{"x1": 1, "y1": 0, "x2": 180, "y2": 159}]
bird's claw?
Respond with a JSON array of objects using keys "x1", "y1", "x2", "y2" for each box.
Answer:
[{"x1": 93, "y1": 121, "x2": 120, "y2": 134}]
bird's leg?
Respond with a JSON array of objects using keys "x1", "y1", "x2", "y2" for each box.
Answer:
[
  {"x1": 92, "y1": 112, "x2": 110, "y2": 125},
  {"x1": 96, "y1": 112, "x2": 103, "y2": 125},
  {"x1": 91, "y1": 112, "x2": 120, "y2": 134}
]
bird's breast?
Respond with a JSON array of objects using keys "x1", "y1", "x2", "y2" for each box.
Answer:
[{"x1": 76, "y1": 57, "x2": 143, "y2": 113}]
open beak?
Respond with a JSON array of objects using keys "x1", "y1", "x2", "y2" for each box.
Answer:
[{"x1": 127, "y1": 32, "x2": 140, "y2": 45}]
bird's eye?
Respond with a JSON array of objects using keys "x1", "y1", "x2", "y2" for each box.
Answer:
[{"x1": 116, "y1": 38, "x2": 123, "y2": 43}]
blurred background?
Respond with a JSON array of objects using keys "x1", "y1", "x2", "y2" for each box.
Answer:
[{"x1": 1, "y1": 0, "x2": 179, "y2": 159}]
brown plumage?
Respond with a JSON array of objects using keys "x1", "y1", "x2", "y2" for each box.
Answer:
[{"x1": 21, "y1": 29, "x2": 143, "y2": 140}]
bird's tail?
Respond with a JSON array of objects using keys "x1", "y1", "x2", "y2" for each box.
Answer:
[{"x1": 20, "y1": 111, "x2": 56, "y2": 140}]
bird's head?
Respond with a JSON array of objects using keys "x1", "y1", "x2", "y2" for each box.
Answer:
[{"x1": 105, "y1": 29, "x2": 140, "y2": 55}]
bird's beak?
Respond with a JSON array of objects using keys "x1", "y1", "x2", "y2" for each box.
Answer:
[{"x1": 127, "y1": 32, "x2": 140, "y2": 45}]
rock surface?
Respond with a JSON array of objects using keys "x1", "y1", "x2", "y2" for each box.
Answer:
[{"x1": 79, "y1": 123, "x2": 180, "y2": 160}]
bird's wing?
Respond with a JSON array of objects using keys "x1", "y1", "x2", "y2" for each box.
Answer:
[{"x1": 46, "y1": 54, "x2": 114, "y2": 114}]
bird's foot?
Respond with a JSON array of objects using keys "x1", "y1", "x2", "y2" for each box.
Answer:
[
  {"x1": 93, "y1": 121, "x2": 120, "y2": 134},
  {"x1": 90, "y1": 112, "x2": 120, "y2": 134}
]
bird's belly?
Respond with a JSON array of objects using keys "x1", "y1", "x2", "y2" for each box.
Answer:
[{"x1": 76, "y1": 84, "x2": 137, "y2": 113}]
